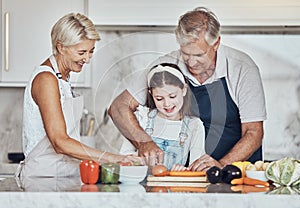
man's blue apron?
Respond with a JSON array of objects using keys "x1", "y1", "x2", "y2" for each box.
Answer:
[{"x1": 189, "y1": 77, "x2": 262, "y2": 163}]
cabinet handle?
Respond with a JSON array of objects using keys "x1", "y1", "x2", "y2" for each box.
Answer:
[{"x1": 5, "y1": 12, "x2": 9, "y2": 72}]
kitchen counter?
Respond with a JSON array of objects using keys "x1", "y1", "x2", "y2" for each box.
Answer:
[{"x1": 0, "y1": 176, "x2": 299, "y2": 208}]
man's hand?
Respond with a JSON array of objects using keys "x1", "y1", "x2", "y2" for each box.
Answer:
[
  {"x1": 138, "y1": 141, "x2": 164, "y2": 167},
  {"x1": 188, "y1": 154, "x2": 222, "y2": 172}
]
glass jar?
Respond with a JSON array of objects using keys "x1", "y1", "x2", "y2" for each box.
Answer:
[{"x1": 101, "y1": 163, "x2": 120, "y2": 184}]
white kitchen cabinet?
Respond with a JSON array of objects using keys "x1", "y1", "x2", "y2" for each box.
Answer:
[
  {"x1": 88, "y1": 0, "x2": 300, "y2": 26},
  {"x1": 0, "y1": 0, "x2": 91, "y2": 87}
]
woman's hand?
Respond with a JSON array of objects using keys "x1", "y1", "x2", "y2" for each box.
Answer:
[
  {"x1": 121, "y1": 154, "x2": 146, "y2": 166},
  {"x1": 189, "y1": 154, "x2": 222, "y2": 172}
]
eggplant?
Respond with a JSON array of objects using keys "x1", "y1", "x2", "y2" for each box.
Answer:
[
  {"x1": 206, "y1": 166, "x2": 222, "y2": 184},
  {"x1": 221, "y1": 165, "x2": 242, "y2": 184}
]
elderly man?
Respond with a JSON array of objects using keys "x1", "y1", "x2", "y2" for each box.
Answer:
[{"x1": 109, "y1": 7, "x2": 266, "y2": 171}]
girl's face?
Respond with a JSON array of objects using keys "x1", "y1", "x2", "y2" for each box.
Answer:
[{"x1": 151, "y1": 84, "x2": 187, "y2": 120}]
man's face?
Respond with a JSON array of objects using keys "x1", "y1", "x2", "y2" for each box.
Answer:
[{"x1": 180, "y1": 38, "x2": 217, "y2": 76}]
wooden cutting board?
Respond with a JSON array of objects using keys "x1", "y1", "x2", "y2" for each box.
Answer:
[
  {"x1": 146, "y1": 175, "x2": 209, "y2": 187},
  {"x1": 146, "y1": 181, "x2": 209, "y2": 187},
  {"x1": 147, "y1": 175, "x2": 207, "y2": 182}
]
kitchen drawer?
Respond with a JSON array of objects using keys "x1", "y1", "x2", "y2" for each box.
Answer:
[{"x1": 0, "y1": 163, "x2": 18, "y2": 174}]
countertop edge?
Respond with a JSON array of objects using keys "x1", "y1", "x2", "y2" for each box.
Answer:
[{"x1": 0, "y1": 192, "x2": 299, "y2": 208}]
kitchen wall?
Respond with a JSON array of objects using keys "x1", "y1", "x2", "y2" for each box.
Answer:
[{"x1": 0, "y1": 30, "x2": 299, "y2": 168}]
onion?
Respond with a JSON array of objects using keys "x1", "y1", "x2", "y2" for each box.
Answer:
[{"x1": 152, "y1": 165, "x2": 168, "y2": 176}]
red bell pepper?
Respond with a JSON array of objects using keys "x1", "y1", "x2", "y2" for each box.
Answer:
[
  {"x1": 81, "y1": 184, "x2": 99, "y2": 192},
  {"x1": 80, "y1": 160, "x2": 99, "y2": 184}
]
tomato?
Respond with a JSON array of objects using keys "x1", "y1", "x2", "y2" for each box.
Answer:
[
  {"x1": 80, "y1": 160, "x2": 100, "y2": 184},
  {"x1": 152, "y1": 165, "x2": 169, "y2": 176}
]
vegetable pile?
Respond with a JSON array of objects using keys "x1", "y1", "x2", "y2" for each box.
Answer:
[
  {"x1": 245, "y1": 160, "x2": 270, "y2": 171},
  {"x1": 265, "y1": 157, "x2": 300, "y2": 187},
  {"x1": 206, "y1": 162, "x2": 270, "y2": 187}
]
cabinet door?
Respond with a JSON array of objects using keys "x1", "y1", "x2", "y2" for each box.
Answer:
[
  {"x1": 1, "y1": 0, "x2": 90, "y2": 87},
  {"x1": 88, "y1": 0, "x2": 300, "y2": 26}
]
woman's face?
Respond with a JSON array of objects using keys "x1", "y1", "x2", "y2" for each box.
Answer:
[
  {"x1": 151, "y1": 84, "x2": 187, "y2": 120},
  {"x1": 61, "y1": 39, "x2": 96, "y2": 73}
]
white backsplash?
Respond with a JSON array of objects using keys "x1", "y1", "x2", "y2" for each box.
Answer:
[{"x1": 0, "y1": 31, "x2": 299, "y2": 166}]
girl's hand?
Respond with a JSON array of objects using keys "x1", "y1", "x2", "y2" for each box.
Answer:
[
  {"x1": 170, "y1": 164, "x2": 188, "y2": 171},
  {"x1": 138, "y1": 141, "x2": 164, "y2": 166}
]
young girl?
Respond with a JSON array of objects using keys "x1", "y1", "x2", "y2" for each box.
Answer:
[{"x1": 120, "y1": 63, "x2": 205, "y2": 170}]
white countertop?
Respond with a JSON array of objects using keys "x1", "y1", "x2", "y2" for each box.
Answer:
[
  {"x1": 1, "y1": 191, "x2": 299, "y2": 208},
  {"x1": 0, "y1": 177, "x2": 299, "y2": 208}
]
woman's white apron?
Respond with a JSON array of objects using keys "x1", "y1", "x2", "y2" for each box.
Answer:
[{"x1": 16, "y1": 55, "x2": 83, "y2": 178}]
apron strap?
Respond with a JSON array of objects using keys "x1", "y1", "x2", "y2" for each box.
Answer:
[
  {"x1": 179, "y1": 116, "x2": 190, "y2": 146},
  {"x1": 145, "y1": 109, "x2": 157, "y2": 135},
  {"x1": 49, "y1": 55, "x2": 63, "y2": 79}
]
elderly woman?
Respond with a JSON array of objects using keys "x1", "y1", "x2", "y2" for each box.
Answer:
[{"x1": 17, "y1": 13, "x2": 144, "y2": 178}]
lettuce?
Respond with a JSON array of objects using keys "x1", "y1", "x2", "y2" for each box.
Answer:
[
  {"x1": 268, "y1": 186, "x2": 300, "y2": 195},
  {"x1": 280, "y1": 157, "x2": 295, "y2": 185},
  {"x1": 290, "y1": 160, "x2": 300, "y2": 187},
  {"x1": 266, "y1": 160, "x2": 280, "y2": 182},
  {"x1": 266, "y1": 157, "x2": 300, "y2": 187}
]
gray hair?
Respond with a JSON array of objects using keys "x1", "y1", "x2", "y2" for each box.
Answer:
[
  {"x1": 51, "y1": 13, "x2": 100, "y2": 55},
  {"x1": 175, "y1": 7, "x2": 220, "y2": 46}
]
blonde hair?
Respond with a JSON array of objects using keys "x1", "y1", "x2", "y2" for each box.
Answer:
[
  {"x1": 51, "y1": 13, "x2": 100, "y2": 55},
  {"x1": 175, "y1": 7, "x2": 220, "y2": 46}
]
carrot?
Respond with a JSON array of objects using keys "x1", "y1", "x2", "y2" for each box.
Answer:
[
  {"x1": 169, "y1": 187, "x2": 207, "y2": 193},
  {"x1": 231, "y1": 177, "x2": 269, "y2": 187},
  {"x1": 243, "y1": 177, "x2": 269, "y2": 187},
  {"x1": 169, "y1": 171, "x2": 206, "y2": 177},
  {"x1": 231, "y1": 178, "x2": 244, "y2": 185},
  {"x1": 231, "y1": 185, "x2": 269, "y2": 193}
]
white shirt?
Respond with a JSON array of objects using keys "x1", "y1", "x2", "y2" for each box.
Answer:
[{"x1": 120, "y1": 105, "x2": 205, "y2": 165}]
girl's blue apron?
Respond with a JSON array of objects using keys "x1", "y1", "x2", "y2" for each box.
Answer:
[
  {"x1": 145, "y1": 109, "x2": 190, "y2": 169},
  {"x1": 189, "y1": 77, "x2": 262, "y2": 163}
]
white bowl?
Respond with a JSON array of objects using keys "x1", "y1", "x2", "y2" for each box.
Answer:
[
  {"x1": 118, "y1": 184, "x2": 146, "y2": 193},
  {"x1": 119, "y1": 166, "x2": 148, "y2": 184},
  {"x1": 246, "y1": 170, "x2": 268, "y2": 182}
]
